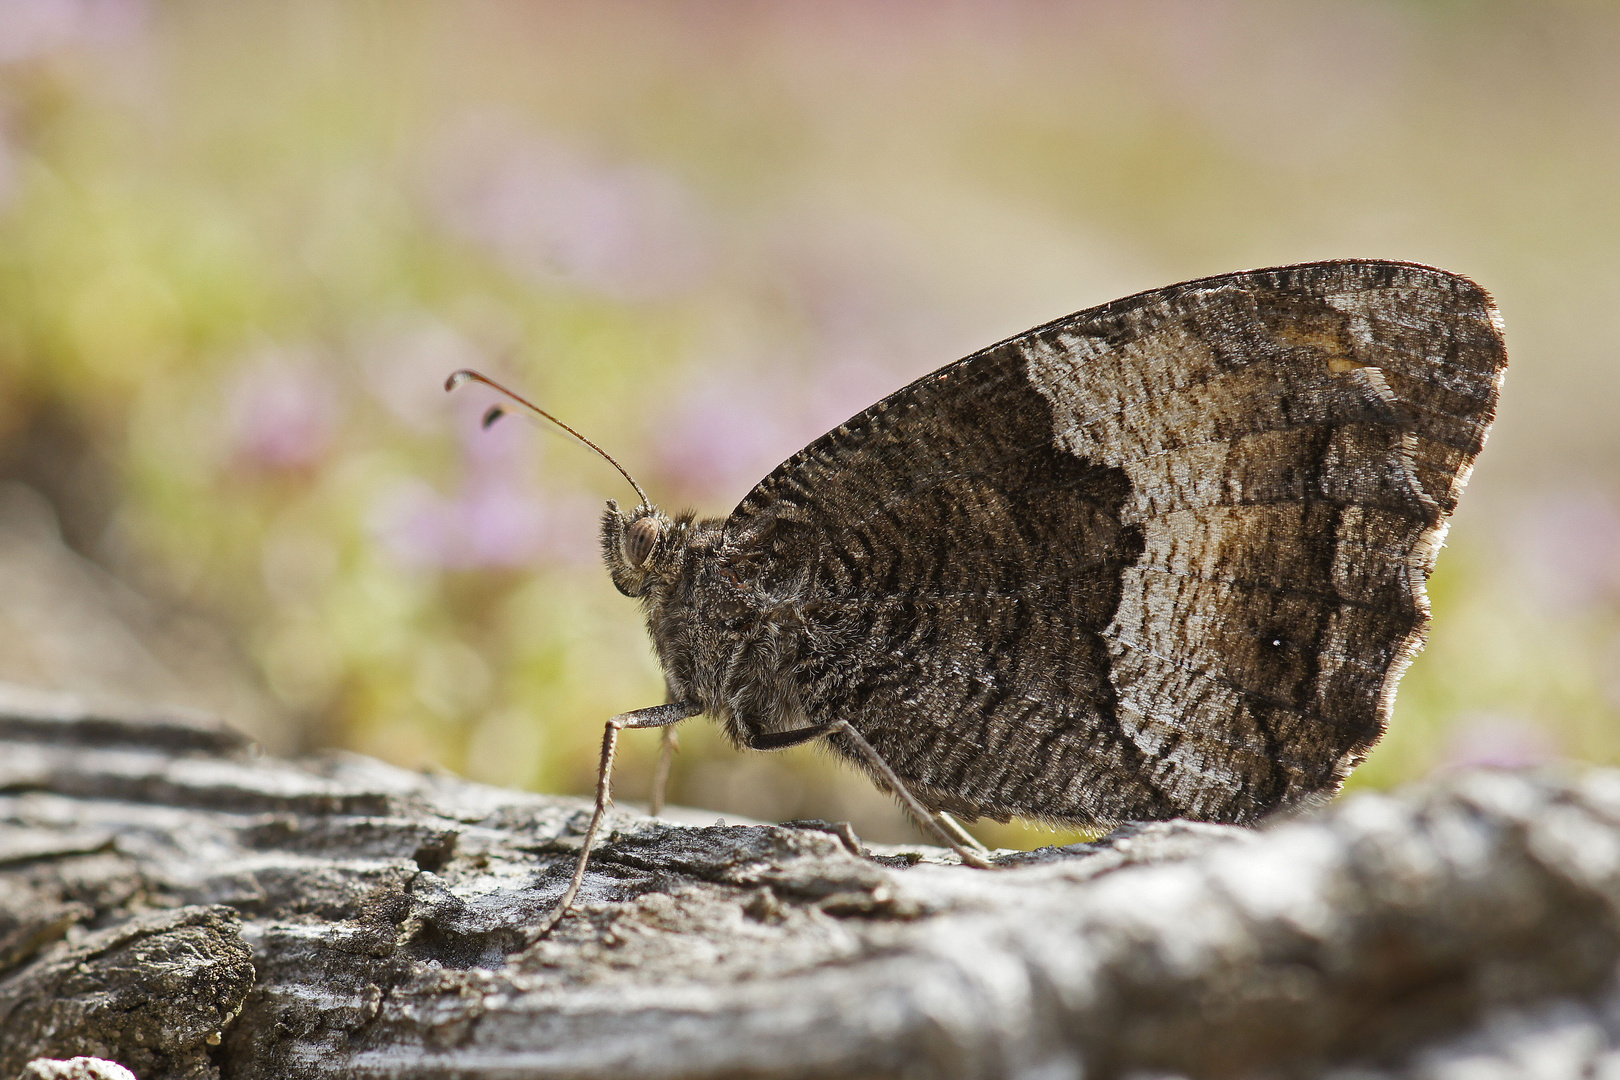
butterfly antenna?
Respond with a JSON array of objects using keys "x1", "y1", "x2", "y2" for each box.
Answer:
[{"x1": 445, "y1": 369, "x2": 650, "y2": 508}]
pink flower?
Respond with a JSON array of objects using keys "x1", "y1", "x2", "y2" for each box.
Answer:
[
  {"x1": 654, "y1": 352, "x2": 928, "y2": 503},
  {"x1": 370, "y1": 477, "x2": 536, "y2": 570},
  {"x1": 656, "y1": 368, "x2": 807, "y2": 500},
  {"x1": 226, "y1": 348, "x2": 339, "y2": 471},
  {"x1": 1438, "y1": 714, "x2": 1559, "y2": 772},
  {"x1": 360, "y1": 317, "x2": 490, "y2": 434},
  {"x1": 0, "y1": 0, "x2": 146, "y2": 64},
  {"x1": 425, "y1": 117, "x2": 712, "y2": 300},
  {"x1": 1507, "y1": 492, "x2": 1620, "y2": 613},
  {"x1": 370, "y1": 476, "x2": 599, "y2": 571},
  {"x1": 371, "y1": 397, "x2": 600, "y2": 571}
]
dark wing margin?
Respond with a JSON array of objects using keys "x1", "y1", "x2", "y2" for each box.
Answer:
[{"x1": 724, "y1": 260, "x2": 1507, "y2": 828}]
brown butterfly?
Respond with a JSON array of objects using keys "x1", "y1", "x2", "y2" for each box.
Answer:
[{"x1": 449, "y1": 259, "x2": 1507, "y2": 937}]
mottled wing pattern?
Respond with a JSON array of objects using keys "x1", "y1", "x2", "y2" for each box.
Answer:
[{"x1": 724, "y1": 261, "x2": 1506, "y2": 827}]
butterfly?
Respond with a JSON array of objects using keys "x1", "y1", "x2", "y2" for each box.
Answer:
[{"x1": 449, "y1": 259, "x2": 1507, "y2": 936}]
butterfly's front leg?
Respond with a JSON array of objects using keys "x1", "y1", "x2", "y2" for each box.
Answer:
[
  {"x1": 648, "y1": 679, "x2": 686, "y2": 817},
  {"x1": 746, "y1": 721, "x2": 996, "y2": 869},
  {"x1": 932, "y1": 810, "x2": 990, "y2": 855},
  {"x1": 531, "y1": 701, "x2": 700, "y2": 942},
  {"x1": 649, "y1": 726, "x2": 679, "y2": 817}
]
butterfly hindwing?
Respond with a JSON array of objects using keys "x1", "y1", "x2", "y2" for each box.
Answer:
[{"x1": 722, "y1": 260, "x2": 1506, "y2": 827}]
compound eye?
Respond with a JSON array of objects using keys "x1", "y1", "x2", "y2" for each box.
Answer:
[{"x1": 624, "y1": 517, "x2": 660, "y2": 568}]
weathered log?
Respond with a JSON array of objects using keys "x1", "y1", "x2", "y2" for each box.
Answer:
[
  {"x1": 2, "y1": 683, "x2": 1620, "y2": 1080},
  {"x1": 21, "y1": 1060, "x2": 139, "y2": 1080}
]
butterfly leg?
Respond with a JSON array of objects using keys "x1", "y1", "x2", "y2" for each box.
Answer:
[
  {"x1": 933, "y1": 810, "x2": 990, "y2": 855},
  {"x1": 533, "y1": 701, "x2": 700, "y2": 940},
  {"x1": 649, "y1": 726, "x2": 679, "y2": 817},
  {"x1": 747, "y1": 721, "x2": 995, "y2": 870}
]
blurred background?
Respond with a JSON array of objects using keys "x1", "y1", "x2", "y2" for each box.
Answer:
[{"x1": 0, "y1": 0, "x2": 1614, "y2": 847}]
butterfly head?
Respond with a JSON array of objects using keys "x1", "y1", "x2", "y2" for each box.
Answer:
[{"x1": 602, "y1": 500, "x2": 683, "y2": 598}]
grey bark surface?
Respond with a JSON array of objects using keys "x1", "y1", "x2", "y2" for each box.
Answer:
[
  {"x1": 21, "y1": 1059, "x2": 140, "y2": 1080},
  {"x1": 2, "y1": 683, "x2": 1619, "y2": 1080}
]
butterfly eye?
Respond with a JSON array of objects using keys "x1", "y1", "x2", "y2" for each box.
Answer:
[{"x1": 624, "y1": 517, "x2": 661, "y2": 568}]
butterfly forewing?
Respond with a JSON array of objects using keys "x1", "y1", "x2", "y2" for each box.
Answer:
[{"x1": 723, "y1": 260, "x2": 1506, "y2": 828}]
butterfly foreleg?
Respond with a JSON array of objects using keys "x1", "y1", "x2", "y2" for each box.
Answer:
[
  {"x1": 648, "y1": 725, "x2": 679, "y2": 817},
  {"x1": 932, "y1": 810, "x2": 990, "y2": 855},
  {"x1": 745, "y1": 721, "x2": 995, "y2": 869},
  {"x1": 532, "y1": 701, "x2": 700, "y2": 941}
]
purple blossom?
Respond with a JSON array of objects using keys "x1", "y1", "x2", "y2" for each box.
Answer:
[
  {"x1": 655, "y1": 350, "x2": 926, "y2": 503},
  {"x1": 425, "y1": 115, "x2": 712, "y2": 300},
  {"x1": 1145, "y1": 0, "x2": 1409, "y2": 168},
  {"x1": 656, "y1": 367, "x2": 808, "y2": 499},
  {"x1": 371, "y1": 477, "x2": 532, "y2": 571},
  {"x1": 1506, "y1": 492, "x2": 1620, "y2": 613},
  {"x1": 370, "y1": 475, "x2": 598, "y2": 572},
  {"x1": 1438, "y1": 714, "x2": 1559, "y2": 772},
  {"x1": 226, "y1": 348, "x2": 339, "y2": 471},
  {"x1": 371, "y1": 397, "x2": 599, "y2": 571},
  {"x1": 803, "y1": 352, "x2": 921, "y2": 435},
  {"x1": 0, "y1": 0, "x2": 146, "y2": 64},
  {"x1": 360, "y1": 317, "x2": 490, "y2": 433},
  {"x1": 655, "y1": 206, "x2": 972, "y2": 501}
]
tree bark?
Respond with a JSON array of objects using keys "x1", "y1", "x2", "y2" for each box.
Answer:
[{"x1": 3, "y1": 684, "x2": 1620, "y2": 1079}]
